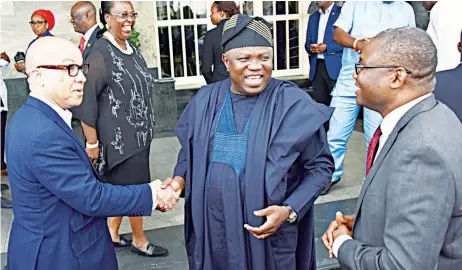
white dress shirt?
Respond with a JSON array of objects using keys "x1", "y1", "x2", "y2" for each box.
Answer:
[
  {"x1": 0, "y1": 59, "x2": 9, "y2": 112},
  {"x1": 317, "y1": 2, "x2": 334, "y2": 59},
  {"x1": 332, "y1": 93, "x2": 433, "y2": 258},
  {"x1": 83, "y1": 24, "x2": 99, "y2": 49},
  {"x1": 426, "y1": 1, "x2": 462, "y2": 72}
]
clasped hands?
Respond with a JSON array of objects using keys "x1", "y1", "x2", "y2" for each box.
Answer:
[
  {"x1": 322, "y1": 211, "x2": 355, "y2": 258},
  {"x1": 153, "y1": 176, "x2": 185, "y2": 212},
  {"x1": 310, "y1": 43, "x2": 327, "y2": 54}
]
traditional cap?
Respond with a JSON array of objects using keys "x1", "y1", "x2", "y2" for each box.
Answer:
[
  {"x1": 221, "y1": 14, "x2": 273, "y2": 52},
  {"x1": 32, "y1": 9, "x2": 55, "y2": 31}
]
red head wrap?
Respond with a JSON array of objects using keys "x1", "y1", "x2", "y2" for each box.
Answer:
[{"x1": 31, "y1": 9, "x2": 55, "y2": 31}]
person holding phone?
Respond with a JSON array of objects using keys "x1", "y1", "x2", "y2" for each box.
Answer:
[
  {"x1": 15, "y1": 9, "x2": 55, "y2": 73},
  {"x1": 305, "y1": 1, "x2": 343, "y2": 107}
]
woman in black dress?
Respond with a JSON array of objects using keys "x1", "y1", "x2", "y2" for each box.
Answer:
[
  {"x1": 200, "y1": 1, "x2": 240, "y2": 84},
  {"x1": 72, "y1": 1, "x2": 167, "y2": 257}
]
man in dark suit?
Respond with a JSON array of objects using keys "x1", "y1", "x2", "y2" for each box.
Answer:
[
  {"x1": 70, "y1": 1, "x2": 101, "y2": 144},
  {"x1": 322, "y1": 27, "x2": 462, "y2": 269},
  {"x1": 71, "y1": 1, "x2": 101, "y2": 58},
  {"x1": 305, "y1": 1, "x2": 343, "y2": 106},
  {"x1": 5, "y1": 37, "x2": 179, "y2": 270},
  {"x1": 433, "y1": 33, "x2": 462, "y2": 121}
]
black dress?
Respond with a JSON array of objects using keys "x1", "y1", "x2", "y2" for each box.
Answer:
[
  {"x1": 200, "y1": 20, "x2": 229, "y2": 84},
  {"x1": 72, "y1": 36, "x2": 155, "y2": 185}
]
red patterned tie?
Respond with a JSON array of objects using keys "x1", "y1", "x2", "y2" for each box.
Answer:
[
  {"x1": 365, "y1": 127, "x2": 382, "y2": 176},
  {"x1": 79, "y1": 36, "x2": 85, "y2": 53}
]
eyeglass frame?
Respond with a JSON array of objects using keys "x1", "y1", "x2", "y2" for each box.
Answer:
[
  {"x1": 29, "y1": 21, "x2": 47, "y2": 27},
  {"x1": 355, "y1": 62, "x2": 412, "y2": 75},
  {"x1": 109, "y1": 12, "x2": 138, "y2": 20},
  {"x1": 36, "y1": 64, "x2": 89, "y2": 77}
]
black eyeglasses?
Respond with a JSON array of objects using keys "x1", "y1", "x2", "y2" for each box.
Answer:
[
  {"x1": 355, "y1": 62, "x2": 412, "y2": 75},
  {"x1": 29, "y1": 21, "x2": 46, "y2": 26},
  {"x1": 37, "y1": 64, "x2": 89, "y2": 77},
  {"x1": 110, "y1": 12, "x2": 138, "y2": 20}
]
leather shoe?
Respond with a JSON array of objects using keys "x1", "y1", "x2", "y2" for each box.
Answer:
[
  {"x1": 320, "y1": 179, "x2": 340, "y2": 196},
  {"x1": 130, "y1": 243, "x2": 169, "y2": 257},
  {"x1": 113, "y1": 235, "x2": 131, "y2": 248},
  {"x1": 1, "y1": 197, "x2": 12, "y2": 209}
]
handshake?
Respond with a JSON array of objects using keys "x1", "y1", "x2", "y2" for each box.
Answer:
[{"x1": 150, "y1": 176, "x2": 185, "y2": 212}]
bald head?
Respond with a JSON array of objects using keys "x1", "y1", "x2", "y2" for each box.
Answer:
[
  {"x1": 26, "y1": 37, "x2": 82, "y2": 73},
  {"x1": 71, "y1": 1, "x2": 97, "y2": 35},
  {"x1": 26, "y1": 37, "x2": 86, "y2": 110}
]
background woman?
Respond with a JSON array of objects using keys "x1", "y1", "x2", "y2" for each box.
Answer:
[
  {"x1": 71, "y1": 1, "x2": 167, "y2": 257},
  {"x1": 15, "y1": 9, "x2": 55, "y2": 73},
  {"x1": 200, "y1": 1, "x2": 240, "y2": 84}
]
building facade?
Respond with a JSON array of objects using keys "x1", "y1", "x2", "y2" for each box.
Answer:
[{"x1": 0, "y1": 1, "x2": 312, "y2": 90}]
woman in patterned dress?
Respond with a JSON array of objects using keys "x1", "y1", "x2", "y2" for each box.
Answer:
[{"x1": 71, "y1": 1, "x2": 167, "y2": 257}]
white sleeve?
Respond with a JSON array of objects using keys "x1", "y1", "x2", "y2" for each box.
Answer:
[{"x1": 333, "y1": 234, "x2": 353, "y2": 258}]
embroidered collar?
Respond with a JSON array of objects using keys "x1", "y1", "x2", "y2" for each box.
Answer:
[{"x1": 103, "y1": 31, "x2": 133, "y2": 55}]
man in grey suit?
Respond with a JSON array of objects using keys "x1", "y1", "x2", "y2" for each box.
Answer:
[{"x1": 322, "y1": 27, "x2": 462, "y2": 270}]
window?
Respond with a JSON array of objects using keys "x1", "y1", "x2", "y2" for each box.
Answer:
[{"x1": 154, "y1": 1, "x2": 307, "y2": 88}]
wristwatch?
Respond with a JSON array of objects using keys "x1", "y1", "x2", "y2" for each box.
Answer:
[{"x1": 284, "y1": 205, "x2": 298, "y2": 223}]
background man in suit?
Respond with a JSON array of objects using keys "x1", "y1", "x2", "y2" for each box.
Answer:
[
  {"x1": 305, "y1": 1, "x2": 343, "y2": 107},
  {"x1": 70, "y1": 1, "x2": 101, "y2": 144},
  {"x1": 5, "y1": 37, "x2": 179, "y2": 270},
  {"x1": 433, "y1": 32, "x2": 462, "y2": 121},
  {"x1": 322, "y1": 27, "x2": 462, "y2": 270}
]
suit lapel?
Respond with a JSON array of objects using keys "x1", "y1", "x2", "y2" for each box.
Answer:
[
  {"x1": 25, "y1": 97, "x2": 94, "y2": 168},
  {"x1": 83, "y1": 26, "x2": 100, "y2": 60},
  {"x1": 325, "y1": 4, "x2": 338, "y2": 36},
  {"x1": 353, "y1": 95, "x2": 438, "y2": 226}
]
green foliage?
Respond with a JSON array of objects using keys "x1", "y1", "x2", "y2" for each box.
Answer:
[{"x1": 129, "y1": 27, "x2": 141, "y2": 49}]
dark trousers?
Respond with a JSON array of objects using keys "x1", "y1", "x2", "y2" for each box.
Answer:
[
  {"x1": 1, "y1": 110, "x2": 6, "y2": 170},
  {"x1": 311, "y1": 59, "x2": 336, "y2": 107}
]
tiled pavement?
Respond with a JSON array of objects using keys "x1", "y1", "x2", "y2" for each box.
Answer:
[{"x1": 0, "y1": 129, "x2": 366, "y2": 269}]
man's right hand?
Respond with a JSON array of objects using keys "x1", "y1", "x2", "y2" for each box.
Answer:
[
  {"x1": 85, "y1": 146, "x2": 100, "y2": 165},
  {"x1": 336, "y1": 211, "x2": 355, "y2": 230},
  {"x1": 157, "y1": 176, "x2": 185, "y2": 211},
  {"x1": 322, "y1": 211, "x2": 355, "y2": 257},
  {"x1": 356, "y1": 38, "x2": 372, "y2": 53},
  {"x1": 155, "y1": 181, "x2": 179, "y2": 211}
]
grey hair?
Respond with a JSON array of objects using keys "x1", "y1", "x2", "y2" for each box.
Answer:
[{"x1": 372, "y1": 27, "x2": 437, "y2": 91}]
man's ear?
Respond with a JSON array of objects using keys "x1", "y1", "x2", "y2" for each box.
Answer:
[
  {"x1": 29, "y1": 69, "x2": 45, "y2": 87},
  {"x1": 222, "y1": 53, "x2": 230, "y2": 71},
  {"x1": 389, "y1": 68, "x2": 407, "y2": 89}
]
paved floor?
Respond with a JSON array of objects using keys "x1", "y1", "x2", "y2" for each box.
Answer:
[{"x1": 0, "y1": 129, "x2": 366, "y2": 268}]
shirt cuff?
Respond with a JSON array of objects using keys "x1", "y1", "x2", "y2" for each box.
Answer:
[
  {"x1": 333, "y1": 234, "x2": 353, "y2": 258},
  {"x1": 148, "y1": 180, "x2": 161, "y2": 210}
]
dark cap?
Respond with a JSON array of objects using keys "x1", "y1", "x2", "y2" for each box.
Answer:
[{"x1": 221, "y1": 14, "x2": 273, "y2": 53}]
